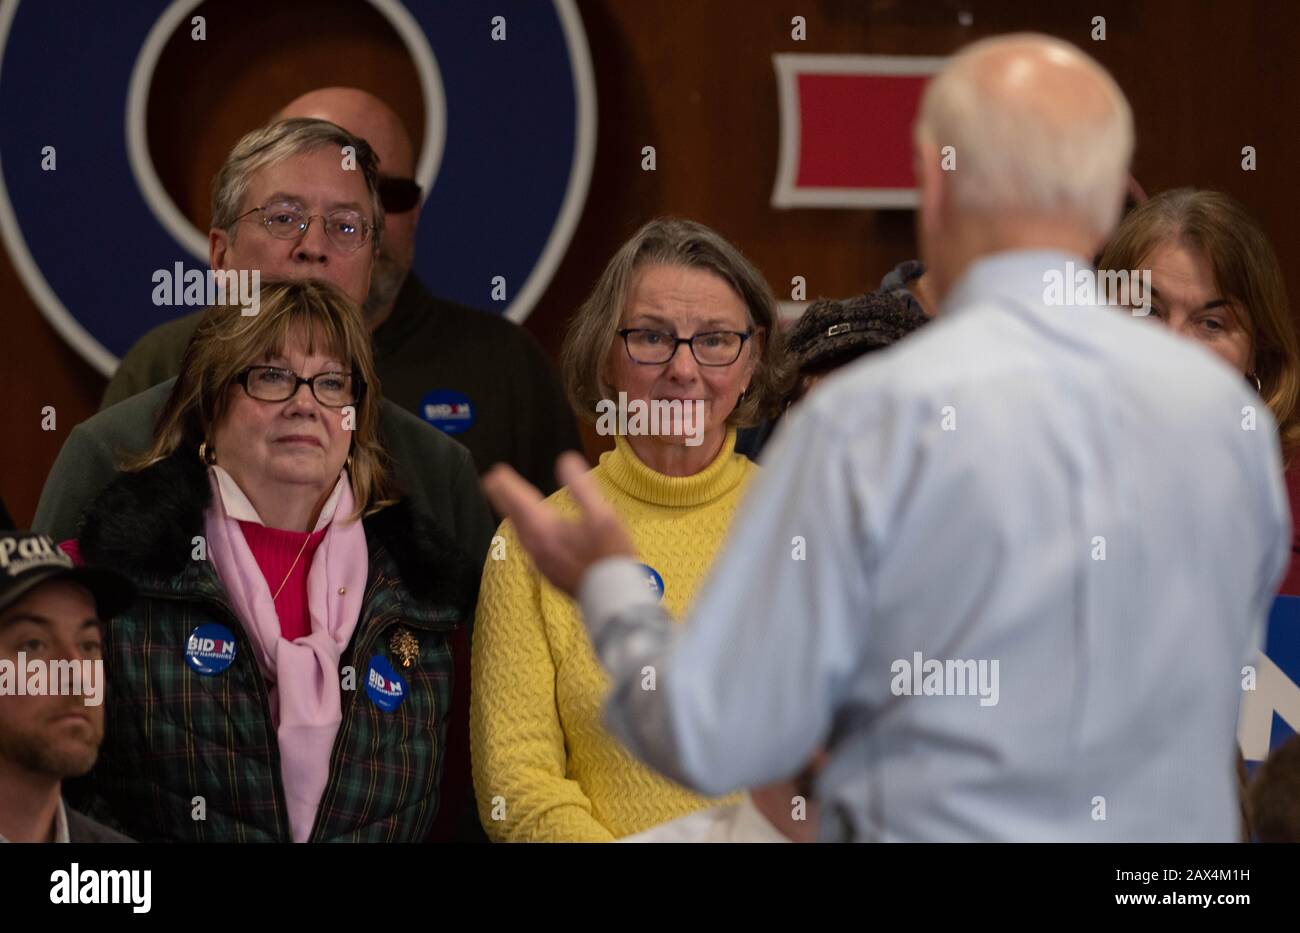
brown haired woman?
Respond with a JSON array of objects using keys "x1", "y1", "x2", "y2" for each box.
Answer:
[
  {"x1": 470, "y1": 217, "x2": 790, "y2": 840},
  {"x1": 1099, "y1": 189, "x2": 1299, "y2": 841},
  {"x1": 69, "y1": 280, "x2": 477, "y2": 842},
  {"x1": 1098, "y1": 188, "x2": 1300, "y2": 589}
]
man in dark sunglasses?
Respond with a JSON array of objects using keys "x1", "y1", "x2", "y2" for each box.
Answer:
[
  {"x1": 96, "y1": 87, "x2": 581, "y2": 503},
  {"x1": 277, "y1": 89, "x2": 582, "y2": 500}
]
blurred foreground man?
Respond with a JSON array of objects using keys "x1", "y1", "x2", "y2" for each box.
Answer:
[{"x1": 484, "y1": 34, "x2": 1290, "y2": 841}]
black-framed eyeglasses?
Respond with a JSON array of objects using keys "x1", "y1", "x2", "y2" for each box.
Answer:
[
  {"x1": 378, "y1": 175, "x2": 422, "y2": 214},
  {"x1": 235, "y1": 366, "x2": 364, "y2": 408},
  {"x1": 617, "y1": 328, "x2": 753, "y2": 367},
  {"x1": 236, "y1": 200, "x2": 373, "y2": 252}
]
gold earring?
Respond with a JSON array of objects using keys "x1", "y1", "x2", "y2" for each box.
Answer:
[{"x1": 198, "y1": 441, "x2": 215, "y2": 465}]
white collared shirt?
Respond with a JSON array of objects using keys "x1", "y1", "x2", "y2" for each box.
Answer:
[
  {"x1": 211, "y1": 464, "x2": 347, "y2": 531},
  {"x1": 0, "y1": 797, "x2": 69, "y2": 843}
]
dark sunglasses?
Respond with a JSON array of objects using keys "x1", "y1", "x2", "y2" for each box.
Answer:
[{"x1": 378, "y1": 175, "x2": 422, "y2": 214}]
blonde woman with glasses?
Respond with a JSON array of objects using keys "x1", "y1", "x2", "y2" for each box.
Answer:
[{"x1": 471, "y1": 218, "x2": 790, "y2": 841}]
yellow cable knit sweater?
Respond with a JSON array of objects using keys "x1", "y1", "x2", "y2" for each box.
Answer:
[{"x1": 471, "y1": 428, "x2": 757, "y2": 841}]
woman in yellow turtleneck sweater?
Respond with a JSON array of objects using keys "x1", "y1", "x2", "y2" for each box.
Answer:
[{"x1": 471, "y1": 218, "x2": 788, "y2": 841}]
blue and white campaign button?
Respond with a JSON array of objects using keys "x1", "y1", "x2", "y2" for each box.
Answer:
[
  {"x1": 635, "y1": 564, "x2": 665, "y2": 601},
  {"x1": 184, "y1": 623, "x2": 237, "y2": 676},
  {"x1": 366, "y1": 656, "x2": 409, "y2": 712},
  {"x1": 419, "y1": 389, "x2": 476, "y2": 435}
]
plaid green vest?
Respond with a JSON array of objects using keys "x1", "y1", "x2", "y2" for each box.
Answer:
[{"x1": 77, "y1": 452, "x2": 476, "y2": 842}]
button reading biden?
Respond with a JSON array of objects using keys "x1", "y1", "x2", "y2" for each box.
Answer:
[
  {"x1": 184, "y1": 623, "x2": 238, "y2": 676},
  {"x1": 366, "y1": 655, "x2": 409, "y2": 712}
]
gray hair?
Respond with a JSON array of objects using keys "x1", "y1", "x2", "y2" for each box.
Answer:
[
  {"x1": 561, "y1": 217, "x2": 791, "y2": 427},
  {"x1": 210, "y1": 118, "x2": 384, "y2": 254},
  {"x1": 914, "y1": 34, "x2": 1134, "y2": 238}
]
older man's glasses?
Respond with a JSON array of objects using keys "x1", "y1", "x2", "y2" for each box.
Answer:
[
  {"x1": 618, "y1": 328, "x2": 753, "y2": 366},
  {"x1": 236, "y1": 201, "x2": 373, "y2": 252},
  {"x1": 236, "y1": 366, "x2": 362, "y2": 408}
]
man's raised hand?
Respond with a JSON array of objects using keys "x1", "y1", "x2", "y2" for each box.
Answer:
[{"x1": 482, "y1": 452, "x2": 635, "y2": 597}]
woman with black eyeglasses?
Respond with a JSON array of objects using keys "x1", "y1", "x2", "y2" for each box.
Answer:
[
  {"x1": 470, "y1": 217, "x2": 790, "y2": 840},
  {"x1": 65, "y1": 280, "x2": 477, "y2": 842}
]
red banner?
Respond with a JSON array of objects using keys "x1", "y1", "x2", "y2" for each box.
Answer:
[{"x1": 772, "y1": 54, "x2": 945, "y2": 209}]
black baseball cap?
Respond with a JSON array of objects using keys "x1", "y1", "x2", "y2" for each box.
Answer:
[{"x1": 0, "y1": 532, "x2": 135, "y2": 621}]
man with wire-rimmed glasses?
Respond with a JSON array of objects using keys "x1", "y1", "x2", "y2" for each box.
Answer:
[
  {"x1": 98, "y1": 89, "x2": 583, "y2": 505},
  {"x1": 35, "y1": 117, "x2": 495, "y2": 595}
]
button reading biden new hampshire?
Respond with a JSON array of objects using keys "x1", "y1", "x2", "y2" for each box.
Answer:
[
  {"x1": 366, "y1": 655, "x2": 408, "y2": 712},
  {"x1": 636, "y1": 564, "x2": 665, "y2": 601},
  {"x1": 419, "y1": 389, "x2": 476, "y2": 435},
  {"x1": 184, "y1": 623, "x2": 237, "y2": 676}
]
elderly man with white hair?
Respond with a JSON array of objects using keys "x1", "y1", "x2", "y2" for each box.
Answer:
[{"x1": 483, "y1": 34, "x2": 1290, "y2": 842}]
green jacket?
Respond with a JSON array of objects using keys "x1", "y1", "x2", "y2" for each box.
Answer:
[
  {"x1": 32, "y1": 379, "x2": 495, "y2": 570},
  {"x1": 76, "y1": 450, "x2": 478, "y2": 842}
]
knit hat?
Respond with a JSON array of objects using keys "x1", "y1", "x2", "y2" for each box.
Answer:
[
  {"x1": 879, "y1": 259, "x2": 928, "y2": 319},
  {"x1": 788, "y1": 290, "x2": 930, "y2": 375}
]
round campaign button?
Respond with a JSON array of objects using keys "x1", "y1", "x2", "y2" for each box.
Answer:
[
  {"x1": 419, "y1": 389, "x2": 476, "y2": 435},
  {"x1": 184, "y1": 623, "x2": 238, "y2": 676},
  {"x1": 366, "y1": 655, "x2": 409, "y2": 712},
  {"x1": 636, "y1": 564, "x2": 665, "y2": 602}
]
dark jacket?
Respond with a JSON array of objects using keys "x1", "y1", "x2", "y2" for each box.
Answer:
[
  {"x1": 75, "y1": 450, "x2": 478, "y2": 842},
  {"x1": 67, "y1": 807, "x2": 134, "y2": 843},
  {"x1": 368, "y1": 275, "x2": 582, "y2": 495}
]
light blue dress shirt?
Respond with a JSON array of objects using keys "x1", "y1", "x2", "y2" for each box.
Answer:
[{"x1": 580, "y1": 249, "x2": 1291, "y2": 841}]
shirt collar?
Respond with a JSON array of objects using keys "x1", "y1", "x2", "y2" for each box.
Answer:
[
  {"x1": 54, "y1": 797, "x2": 69, "y2": 843},
  {"x1": 940, "y1": 248, "x2": 1090, "y2": 318},
  {"x1": 211, "y1": 465, "x2": 348, "y2": 532},
  {"x1": 0, "y1": 797, "x2": 69, "y2": 843}
]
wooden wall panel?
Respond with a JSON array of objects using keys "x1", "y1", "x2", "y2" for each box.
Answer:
[{"x1": 3, "y1": 0, "x2": 1297, "y2": 525}]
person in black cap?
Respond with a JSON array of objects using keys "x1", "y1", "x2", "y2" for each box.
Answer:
[
  {"x1": 0, "y1": 532, "x2": 134, "y2": 842},
  {"x1": 737, "y1": 290, "x2": 930, "y2": 459}
]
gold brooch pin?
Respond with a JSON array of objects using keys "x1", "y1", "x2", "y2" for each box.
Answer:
[{"x1": 390, "y1": 627, "x2": 420, "y2": 669}]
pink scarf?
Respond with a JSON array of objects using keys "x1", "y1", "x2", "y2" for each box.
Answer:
[{"x1": 203, "y1": 467, "x2": 369, "y2": 842}]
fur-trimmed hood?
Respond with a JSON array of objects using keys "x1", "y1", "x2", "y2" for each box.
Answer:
[{"x1": 77, "y1": 450, "x2": 477, "y2": 611}]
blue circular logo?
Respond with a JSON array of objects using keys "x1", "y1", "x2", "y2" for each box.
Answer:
[
  {"x1": 419, "y1": 388, "x2": 476, "y2": 435},
  {"x1": 184, "y1": 622, "x2": 237, "y2": 676},
  {"x1": 636, "y1": 563, "x2": 665, "y2": 602},
  {"x1": 365, "y1": 655, "x2": 408, "y2": 712},
  {"x1": 0, "y1": 0, "x2": 595, "y2": 374}
]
